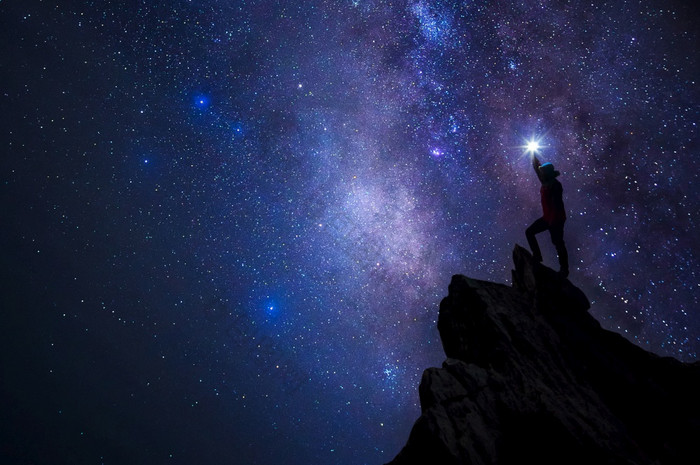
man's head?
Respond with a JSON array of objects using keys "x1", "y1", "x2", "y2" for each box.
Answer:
[{"x1": 539, "y1": 162, "x2": 560, "y2": 180}]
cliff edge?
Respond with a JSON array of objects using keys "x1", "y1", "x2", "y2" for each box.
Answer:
[{"x1": 386, "y1": 245, "x2": 700, "y2": 465}]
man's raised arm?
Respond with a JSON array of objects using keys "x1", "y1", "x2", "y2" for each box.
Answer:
[{"x1": 532, "y1": 155, "x2": 544, "y2": 181}]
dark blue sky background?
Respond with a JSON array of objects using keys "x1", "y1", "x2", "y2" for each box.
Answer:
[{"x1": 2, "y1": 1, "x2": 698, "y2": 464}]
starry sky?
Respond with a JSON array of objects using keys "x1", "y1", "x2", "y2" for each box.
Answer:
[{"x1": 1, "y1": 1, "x2": 698, "y2": 464}]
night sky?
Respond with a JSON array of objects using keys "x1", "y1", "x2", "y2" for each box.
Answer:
[{"x1": 2, "y1": 1, "x2": 698, "y2": 464}]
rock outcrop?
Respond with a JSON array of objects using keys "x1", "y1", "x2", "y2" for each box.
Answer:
[{"x1": 386, "y1": 245, "x2": 700, "y2": 465}]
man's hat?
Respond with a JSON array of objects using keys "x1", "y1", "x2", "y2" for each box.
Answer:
[{"x1": 539, "y1": 162, "x2": 560, "y2": 179}]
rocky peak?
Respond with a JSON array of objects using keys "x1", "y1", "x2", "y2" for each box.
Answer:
[{"x1": 386, "y1": 245, "x2": 699, "y2": 465}]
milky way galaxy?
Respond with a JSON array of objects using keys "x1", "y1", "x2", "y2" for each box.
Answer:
[{"x1": 2, "y1": 1, "x2": 698, "y2": 464}]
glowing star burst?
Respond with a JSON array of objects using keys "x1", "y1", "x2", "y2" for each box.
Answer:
[
  {"x1": 526, "y1": 140, "x2": 540, "y2": 153},
  {"x1": 520, "y1": 136, "x2": 545, "y2": 157}
]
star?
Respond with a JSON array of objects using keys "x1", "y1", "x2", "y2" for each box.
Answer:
[
  {"x1": 194, "y1": 94, "x2": 210, "y2": 109},
  {"x1": 522, "y1": 137, "x2": 545, "y2": 155}
]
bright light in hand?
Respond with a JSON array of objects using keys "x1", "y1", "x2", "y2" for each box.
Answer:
[
  {"x1": 526, "y1": 139, "x2": 541, "y2": 153},
  {"x1": 519, "y1": 136, "x2": 545, "y2": 158}
]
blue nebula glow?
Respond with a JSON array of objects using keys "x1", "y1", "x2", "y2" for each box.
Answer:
[
  {"x1": 230, "y1": 122, "x2": 245, "y2": 137},
  {"x1": 194, "y1": 94, "x2": 210, "y2": 109},
  {"x1": 264, "y1": 299, "x2": 279, "y2": 319}
]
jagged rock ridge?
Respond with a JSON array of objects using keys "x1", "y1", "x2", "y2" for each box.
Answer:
[{"x1": 386, "y1": 245, "x2": 700, "y2": 465}]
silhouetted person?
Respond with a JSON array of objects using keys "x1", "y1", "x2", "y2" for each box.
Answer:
[{"x1": 526, "y1": 155, "x2": 569, "y2": 277}]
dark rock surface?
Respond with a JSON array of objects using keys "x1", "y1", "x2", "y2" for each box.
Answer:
[{"x1": 386, "y1": 245, "x2": 700, "y2": 465}]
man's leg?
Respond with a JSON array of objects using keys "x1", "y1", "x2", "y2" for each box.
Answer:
[
  {"x1": 526, "y1": 218, "x2": 549, "y2": 262},
  {"x1": 549, "y1": 223, "x2": 569, "y2": 276}
]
